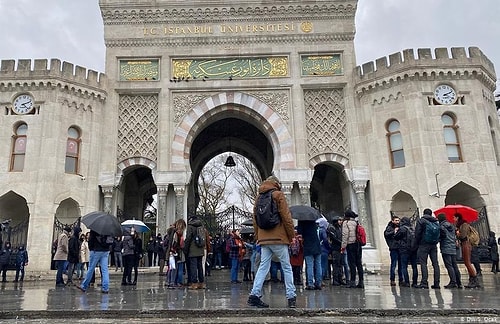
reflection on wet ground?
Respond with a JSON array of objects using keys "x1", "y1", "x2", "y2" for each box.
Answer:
[{"x1": 0, "y1": 268, "x2": 499, "y2": 322}]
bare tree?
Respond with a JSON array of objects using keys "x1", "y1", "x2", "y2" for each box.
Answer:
[
  {"x1": 232, "y1": 154, "x2": 262, "y2": 211},
  {"x1": 197, "y1": 154, "x2": 235, "y2": 215}
]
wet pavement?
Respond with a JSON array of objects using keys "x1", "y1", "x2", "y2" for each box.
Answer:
[{"x1": 0, "y1": 268, "x2": 499, "y2": 323}]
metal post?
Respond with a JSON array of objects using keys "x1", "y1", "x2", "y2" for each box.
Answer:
[{"x1": 232, "y1": 205, "x2": 235, "y2": 231}]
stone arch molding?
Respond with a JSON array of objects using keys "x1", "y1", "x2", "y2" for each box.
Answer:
[
  {"x1": 171, "y1": 91, "x2": 296, "y2": 171},
  {"x1": 116, "y1": 157, "x2": 157, "y2": 186},
  {"x1": 309, "y1": 153, "x2": 350, "y2": 169}
]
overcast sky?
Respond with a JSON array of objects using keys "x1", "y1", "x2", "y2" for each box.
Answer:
[{"x1": 0, "y1": 0, "x2": 498, "y2": 94}]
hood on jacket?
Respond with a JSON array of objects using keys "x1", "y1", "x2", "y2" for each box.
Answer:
[
  {"x1": 400, "y1": 217, "x2": 411, "y2": 227},
  {"x1": 188, "y1": 216, "x2": 203, "y2": 227},
  {"x1": 422, "y1": 214, "x2": 438, "y2": 223},
  {"x1": 258, "y1": 178, "x2": 281, "y2": 194},
  {"x1": 316, "y1": 216, "x2": 329, "y2": 229}
]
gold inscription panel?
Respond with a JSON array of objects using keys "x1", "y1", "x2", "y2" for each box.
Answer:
[
  {"x1": 119, "y1": 59, "x2": 160, "y2": 81},
  {"x1": 301, "y1": 54, "x2": 342, "y2": 76},
  {"x1": 172, "y1": 57, "x2": 288, "y2": 79}
]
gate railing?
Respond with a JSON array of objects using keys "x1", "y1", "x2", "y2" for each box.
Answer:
[{"x1": 197, "y1": 205, "x2": 253, "y2": 235}]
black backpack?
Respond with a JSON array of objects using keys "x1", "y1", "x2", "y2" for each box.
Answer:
[
  {"x1": 255, "y1": 189, "x2": 281, "y2": 230},
  {"x1": 193, "y1": 226, "x2": 206, "y2": 248}
]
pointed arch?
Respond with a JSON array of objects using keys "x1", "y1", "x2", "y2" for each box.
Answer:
[
  {"x1": 171, "y1": 91, "x2": 295, "y2": 171},
  {"x1": 116, "y1": 157, "x2": 157, "y2": 186}
]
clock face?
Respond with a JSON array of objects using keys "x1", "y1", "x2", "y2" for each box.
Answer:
[
  {"x1": 13, "y1": 94, "x2": 35, "y2": 114},
  {"x1": 434, "y1": 85, "x2": 457, "y2": 105}
]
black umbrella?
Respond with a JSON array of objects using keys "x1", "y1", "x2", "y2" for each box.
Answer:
[
  {"x1": 81, "y1": 211, "x2": 122, "y2": 237},
  {"x1": 290, "y1": 205, "x2": 322, "y2": 221},
  {"x1": 240, "y1": 226, "x2": 255, "y2": 234},
  {"x1": 241, "y1": 219, "x2": 254, "y2": 226}
]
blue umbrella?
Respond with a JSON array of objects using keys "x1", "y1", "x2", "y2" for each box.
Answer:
[{"x1": 121, "y1": 219, "x2": 150, "y2": 233}]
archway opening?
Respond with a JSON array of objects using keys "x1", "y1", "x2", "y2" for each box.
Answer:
[{"x1": 310, "y1": 163, "x2": 349, "y2": 219}]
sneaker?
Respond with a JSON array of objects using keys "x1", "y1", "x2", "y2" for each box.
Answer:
[
  {"x1": 287, "y1": 297, "x2": 297, "y2": 308},
  {"x1": 248, "y1": 295, "x2": 269, "y2": 308},
  {"x1": 414, "y1": 284, "x2": 429, "y2": 289},
  {"x1": 431, "y1": 285, "x2": 440, "y2": 289},
  {"x1": 305, "y1": 286, "x2": 315, "y2": 290},
  {"x1": 390, "y1": 281, "x2": 396, "y2": 286},
  {"x1": 444, "y1": 283, "x2": 457, "y2": 289},
  {"x1": 188, "y1": 283, "x2": 199, "y2": 290}
]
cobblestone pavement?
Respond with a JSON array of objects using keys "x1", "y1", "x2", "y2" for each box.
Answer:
[{"x1": 0, "y1": 267, "x2": 499, "y2": 323}]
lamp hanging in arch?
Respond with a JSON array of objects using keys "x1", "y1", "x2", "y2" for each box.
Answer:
[{"x1": 224, "y1": 137, "x2": 236, "y2": 167}]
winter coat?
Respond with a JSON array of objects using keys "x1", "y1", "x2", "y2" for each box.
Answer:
[
  {"x1": 394, "y1": 217, "x2": 415, "y2": 255},
  {"x1": 341, "y1": 219, "x2": 358, "y2": 249},
  {"x1": 439, "y1": 220, "x2": 457, "y2": 255},
  {"x1": 184, "y1": 216, "x2": 205, "y2": 258},
  {"x1": 488, "y1": 236, "x2": 499, "y2": 262},
  {"x1": 53, "y1": 231, "x2": 69, "y2": 261},
  {"x1": 252, "y1": 180, "x2": 295, "y2": 245},
  {"x1": 68, "y1": 232, "x2": 81, "y2": 264},
  {"x1": 80, "y1": 239, "x2": 89, "y2": 263},
  {"x1": 121, "y1": 233, "x2": 135, "y2": 256},
  {"x1": 328, "y1": 223, "x2": 342, "y2": 251},
  {"x1": 384, "y1": 221, "x2": 400, "y2": 251},
  {"x1": 297, "y1": 220, "x2": 321, "y2": 256},
  {"x1": 414, "y1": 214, "x2": 439, "y2": 246},
  {"x1": 0, "y1": 243, "x2": 12, "y2": 265},
  {"x1": 15, "y1": 247, "x2": 28, "y2": 266},
  {"x1": 317, "y1": 217, "x2": 332, "y2": 254},
  {"x1": 88, "y1": 230, "x2": 112, "y2": 252}
]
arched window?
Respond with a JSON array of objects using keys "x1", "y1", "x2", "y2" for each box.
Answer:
[
  {"x1": 65, "y1": 127, "x2": 81, "y2": 174},
  {"x1": 387, "y1": 119, "x2": 405, "y2": 168},
  {"x1": 441, "y1": 114, "x2": 462, "y2": 162},
  {"x1": 10, "y1": 123, "x2": 28, "y2": 172}
]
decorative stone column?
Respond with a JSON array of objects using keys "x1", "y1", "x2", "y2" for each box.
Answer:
[
  {"x1": 280, "y1": 183, "x2": 293, "y2": 205},
  {"x1": 156, "y1": 185, "x2": 168, "y2": 236},
  {"x1": 351, "y1": 180, "x2": 372, "y2": 245},
  {"x1": 101, "y1": 186, "x2": 114, "y2": 214},
  {"x1": 298, "y1": 182, "x2": 311, "y2": 206},
  {"x1": 174, "y1": 185, "x2": 186, "y2": 222}
]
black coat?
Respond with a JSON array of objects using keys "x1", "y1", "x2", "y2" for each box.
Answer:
[{"x1": 384, "y1": 221, "x2": 400, "y2": 251}]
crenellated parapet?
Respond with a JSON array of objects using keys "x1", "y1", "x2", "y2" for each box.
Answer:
[
  {"x1": 354, "y1": 47, "x2": 497, "y2": 96},
  {"x1": 0, "y1": 59, "x2": 107, "y2": 102}
]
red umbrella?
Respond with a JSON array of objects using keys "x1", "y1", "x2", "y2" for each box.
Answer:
[{"x1": 434, "y1": 204, "x2": 479, "y2": 224}]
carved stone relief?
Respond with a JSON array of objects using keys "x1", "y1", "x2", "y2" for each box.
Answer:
[
  {"x1": 304, "y1": 88, "x2": 348, "y2": 158},
  {"x1": 117, "y1": 94, "x2": 158, "y2": 162}
]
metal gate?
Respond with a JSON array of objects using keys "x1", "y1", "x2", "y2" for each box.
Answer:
[{"x1": 197, "y1": 205, "x2": 253, "y2": 235}]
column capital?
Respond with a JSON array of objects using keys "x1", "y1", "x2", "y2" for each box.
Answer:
[
  {"x1": 351, "y1": 180, "x2": 367, "y2": 193},
  {"x1": 100, "y1": 186, "x2": 115, "y2": 197},
  {"x1": 174, "y1": 185, "x2": 185, "y2": 195},
  {"x1": 157, "y1": 185, "x2": 169, "y2": 195}
]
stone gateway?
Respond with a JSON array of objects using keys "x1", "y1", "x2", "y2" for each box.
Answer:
[{"x1": 0, "y1": 0, "x2": 498, "y2": 273}]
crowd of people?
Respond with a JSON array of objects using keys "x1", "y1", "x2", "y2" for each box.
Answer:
[{"x1": 384, "y1": 208, "x2": 499, "y2": 290}]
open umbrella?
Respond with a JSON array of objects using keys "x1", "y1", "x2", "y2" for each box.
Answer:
[
  {"x1": 241, "y1": 219, "x2": 254, "y2": 226},
  {"x1": 81, "y1": 211, "x2": 122, "y2": 237},
  {"x1": 240, "y1": 227, "x2": 255, "y2": 234},
  {"x1": 434, "y1": 204, "x2": 479, "y2": 224},
  {"x1": 290, "y1": 205, "x2": 322, "y2": 221},
  {"x1": 121, "y1": 219, "x2": 150, "y2": 233}
]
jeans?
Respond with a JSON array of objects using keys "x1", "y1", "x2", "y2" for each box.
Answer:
[
  {"x1": 114, "y1": 252, "x2": 123, "y2": 271},
  {"x1": 176, "y1": 262, "x2": 185, "y2": 285},
  {"x1": 81, "y1": 250, "x2": 110, "y2": 292},
  {"x1": 189, "y1": 256, "x2": 204, "y2": 284},
  {"x1": 250, "y1": 244, "x2": 296, "y2": 300},
  {"x1": 270, "y1": 261, "x2": 282, "y2": 281},
  {"x1": 304, "y1": 254, "x2": 322, "y2": 287},
  {"x1": 230, "y1": 258, "x2": 240, "y2": 281},
  {"x1": 55, "y1": 260, "x2": 66, "y2": 285},
  {"x1": 442, "y1": 253, "x2": 461, "y2": 285},
  {"x1": 321, "y1": 252, "x2": 330, "y2": 279},
  {"x1": 389, "y1": 249, "x2": 402, "y2": 282},
  {"x1": 215, "y1": 252, "x2": 222, "y2": 268},
  {"x1": 417, "y1": 244, "x2": 440, "y2": 286},
  {"x1": 342, "y1": 252, "x2": 350, "y2": 282}
]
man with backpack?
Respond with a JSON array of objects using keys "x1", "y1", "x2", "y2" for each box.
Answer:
[
  {"x1": 414, "y1": 208, "x2": 441, "y2": 289},
  {"x1": 247, "y1": 176, "x2": 296, "y2": 309}
]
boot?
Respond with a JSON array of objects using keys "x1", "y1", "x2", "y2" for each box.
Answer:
[{"x1": 464, "y1": 276, "x2": 480, "y2": 289}]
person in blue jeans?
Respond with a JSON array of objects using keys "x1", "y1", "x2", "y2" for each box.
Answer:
[
  {"x1": 384, "y1": 216, "x2": 403, "y2": 286},
  {"x1": 298, "y1": 219, "x2": 323, "y2": 290},
  {"x1": 77, "y1": 230, "x2": 111, "y2": 293},
  {"x1": 248, "y1": 176, "x2": 297, "y2": 308}
]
